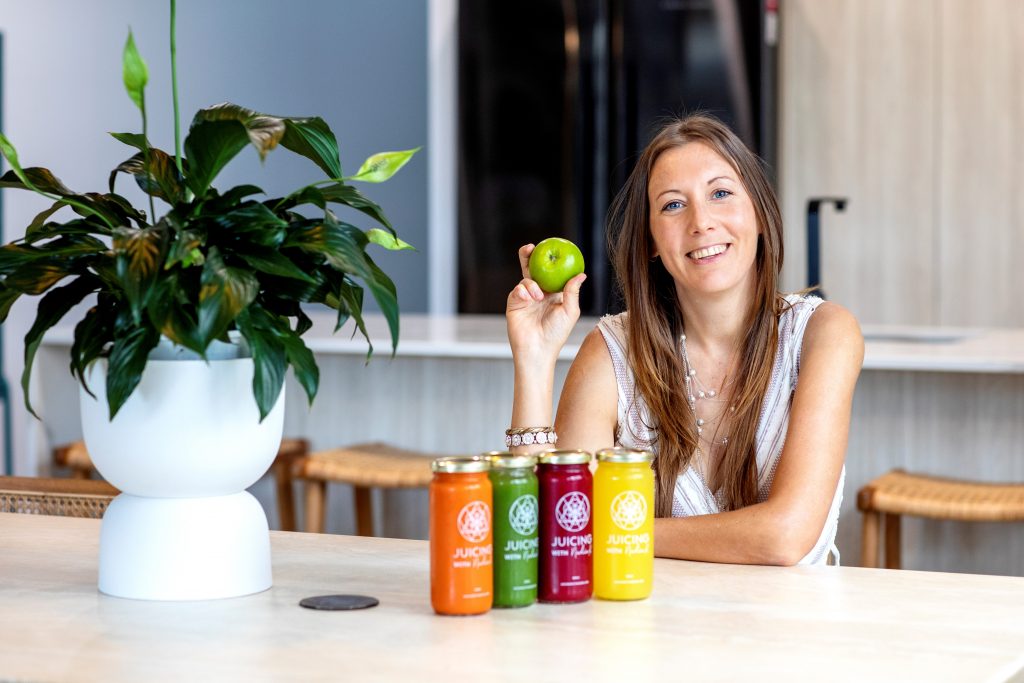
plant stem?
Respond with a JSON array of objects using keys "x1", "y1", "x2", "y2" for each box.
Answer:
[
  {"x1": 170, "y1": 0, "x2": 184, "y2": 181},
  {"x1": 142, "y1": 100, "x2": 156, "y2": 224}
]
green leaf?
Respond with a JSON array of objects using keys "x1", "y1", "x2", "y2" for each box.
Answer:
[
  {"x1": 183, "y1": 118, "x2": 250, "y2": 197},
  {"x1": 279, "y1": 326, "x2": 318, "y2": 405},
  {"x1": 4, "y1": 263, "x2": 68, "y2": 294},
  {"x1": 0, "y1": 168, "x2": 121, "y2": 229},
  {"x1": 114, "y1": 224, "x2": 167, "y2": 325},
  {"x1": 70, "y1": 303, "x2": 117, "y2": 398},
  {"x1": 280, "y1": 117, "x2": 342, "y2": 179},
  {"x1": 105, "y1": 322, "x2": 161, "y2": 419},
  {"x1": 348, "y1": 148, "x2": 419, "y2": 183},
  {"x1": 320, "y1": 183, "x2": 395, "y2": 233},
  {"x1": 286, "y1": 216, "x2": 371, "y2": 277},
  {"x1": 236, "y1": 308, "x2": 287, "y2": 422},
  {"x1": 199, "y1": 184, "x2": 265, "y2": 215},
  {"x1": 0, "y1": 237, "x2": 106, "y2": 275},
  {"x1": 109, "y1": 132, "x2": 150, "y2": 152},
  {"x1": 206, "y1": 202, "x2": 288, "y2": 247},
  {"x1": 362, "y1": 255, "x2": 400, "y2": 354},
  {"x1": 122, "y1": 30, "x2": 149, "y2": 111},
  {"x1": 197, "y1": 248, "x2": 259, "y2": 348},
  {"x1": 164, "y1": 229, "x2": 204, "y2": 269},
  {"x1": 332, "y1": 276, "x2": 367, "y2": 339},
  {"x1": 26, "y1": 202, "x2": 65, "y2": 235},
  {"x1": 0, "y1": 165, "x2": 74, "y2": 196},
  {"x1": 145, "y1": 272, "x2": 203, "y2": 353},
  {"x1": 109, "y1": 149, "x2": 184, "y2": 203},
  {"x1": 23, "y1": 218, "x2": 112, "y2": 245},
  {"x1": 0, "y1": 283, "x2": 22, "y2": 322},
  {"x1": 366, "y1": 228, "x2": 415, "y2": 251},
  {"x1": 191, "y1": 103, "x2": 286, "y2": 161},
  {"x1": 20, "y1": 275, "x2": 99, "y2": 418},
  {"x1": 190, "y1": 104, "x2": 342, "y2": 179},
  {"x1": 235, "y1": 247, "x2": 316, "y2": 283}
]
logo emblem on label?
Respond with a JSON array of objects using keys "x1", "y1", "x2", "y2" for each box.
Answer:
[
  {"x1": 555, "y1": 491, "x2": 591, "y2": 533},
  {"x1": 457, "y1": 501, "x2": 491, "y2": 543},
  {"x1": 508, "y1": 494, "x2": 538, "y2": 536},
  {"x1": 610, "y1": 491, "x2": 647, "y2": 531}
]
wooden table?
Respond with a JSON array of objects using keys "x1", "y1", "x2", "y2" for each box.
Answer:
[{"x1": 2, "y1": 514, "x2": 1023, "y2": 682}]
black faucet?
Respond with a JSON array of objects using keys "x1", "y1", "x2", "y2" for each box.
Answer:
[{"x1": 805, "y1": 197, "x2": 847, "y2": 299}]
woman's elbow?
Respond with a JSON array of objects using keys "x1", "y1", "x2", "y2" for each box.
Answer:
[{"x1": 760, "y1": 508, "x2": 819, "y2": 566}]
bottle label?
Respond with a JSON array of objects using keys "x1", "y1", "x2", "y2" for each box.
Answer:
[
  {"x1": 453, "y1": 543, "x2": 493, "y2": 568},
  {"x1": 502, "y1": 537, "x2": 539, "y2": 561},
  {"x1": 508, "y1": 493, "x2": 538, "y2": 536},
  {"x1": 457, "y1": 500, "x2": 491, "y2": 542},
  {"x1": 555, "y1": 491, "x2": 591, "y2": 532},
  {"x1": 610, "y1": 491, "x2": 647, "y2": 531}
]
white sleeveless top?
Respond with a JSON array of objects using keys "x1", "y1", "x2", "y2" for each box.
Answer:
[{"x1": 596, "y1": 294, "x2": 844, "y2": 565}]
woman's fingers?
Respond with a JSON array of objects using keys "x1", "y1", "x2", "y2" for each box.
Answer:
[
  {"x1": 519, "y1": 244, "x2": 535, "y2": 280},
  {"x1": 560, "y1": 272, "x2": 587, "y2": 317},
  {"x1": 508, "y1": 278, "x2": 545, "y2": 306}
]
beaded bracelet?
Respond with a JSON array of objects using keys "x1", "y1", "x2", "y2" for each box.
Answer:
[{"x1": 505, "y1": 427, "x2": 558, "y2": 448}]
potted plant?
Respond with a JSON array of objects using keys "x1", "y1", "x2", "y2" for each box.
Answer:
[{"x1": 0, "y1": 2, "x2": 417, "y2": 600}]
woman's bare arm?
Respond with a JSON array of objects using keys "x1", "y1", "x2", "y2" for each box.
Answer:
[{"x1": 653, "y1": 302, "x2": 864, "y2": 565}]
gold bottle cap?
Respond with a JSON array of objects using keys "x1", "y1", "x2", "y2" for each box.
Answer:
[
  {"x1": 538, "y1": 449, "x2": 592, "y2": 466},
  {"x1": 484, "y1": 451, "x2": 538, "y2": 469},
  {"x1": 431, "y1": 456, "x2": 491, "y2": 474},
  {"x1": 596, "y1": 447, "x2": 654, "y2": 464}
]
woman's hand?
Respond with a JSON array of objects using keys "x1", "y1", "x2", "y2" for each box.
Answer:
[{"x1": 506, "y1": 244, "x2": 587, "y2": 368}]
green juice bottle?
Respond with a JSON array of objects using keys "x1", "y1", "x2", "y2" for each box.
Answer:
[{"x1": 487, "y1": 452, "x2": 539, "y2": 608}]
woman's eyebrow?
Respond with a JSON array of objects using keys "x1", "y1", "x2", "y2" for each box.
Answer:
[{"x1": 706, "y1": 175, "x2": 735, "y2": 185}]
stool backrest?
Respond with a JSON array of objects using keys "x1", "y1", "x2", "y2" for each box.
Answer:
[{"x1": 0, "y1": 476, "x2": 119, "y2": 519}]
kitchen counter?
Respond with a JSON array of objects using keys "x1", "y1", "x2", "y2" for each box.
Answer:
[{"x1": 39, "y1": 312, "x2": 1024, "y2": 372}]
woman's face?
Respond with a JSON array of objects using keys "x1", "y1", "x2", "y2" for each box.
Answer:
[{"x1": 647, "y1": 141, "x2": 760, "y2": 301}]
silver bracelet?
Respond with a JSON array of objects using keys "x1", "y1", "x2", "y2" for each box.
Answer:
[{"x1": 505, "y1": 427, "x2": 558, "y2": 448}]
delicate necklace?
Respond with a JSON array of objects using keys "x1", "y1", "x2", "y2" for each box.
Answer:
[{"x1": 680, "y1": 333, "x2": 735, "y2": 447}]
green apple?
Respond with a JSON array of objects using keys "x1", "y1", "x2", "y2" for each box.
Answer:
[{"x1": 528, "y1": 237, "x2": 585, "y2": 293}]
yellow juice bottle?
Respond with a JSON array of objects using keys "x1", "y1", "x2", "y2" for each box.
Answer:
[{"x1": 593, "y1": 448, "x2": 654, "y2": 600}]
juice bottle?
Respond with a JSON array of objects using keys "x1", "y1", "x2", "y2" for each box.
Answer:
[
  {"x1": 429, "y1": 456, "x2": 493, "y2": 615},
  {"x1": 593, "y1": 447, "x2": 655, "y2": 600},
  {"x1": 487, "y1": 452, "x2": 539, "y2": 608},
  {"x1": 537, "y1": 450, "x2": 593, "y2": 603}
]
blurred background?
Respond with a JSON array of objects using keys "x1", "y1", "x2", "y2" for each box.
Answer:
[{"x1": 1, "y1": 0, "x2": 1022, "y2": 573}]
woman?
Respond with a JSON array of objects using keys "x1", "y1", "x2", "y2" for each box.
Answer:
[{"x1": 506, "y1": 114, "x2": 863, "y2": 566}]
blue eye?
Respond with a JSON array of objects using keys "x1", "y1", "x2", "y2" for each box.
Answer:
[
  {"x1": 712, "y1": 189, "x2": 732, "y2": 200},
  {"x1": 663, "y1": 200, "x2": 683, "y2": 211}
]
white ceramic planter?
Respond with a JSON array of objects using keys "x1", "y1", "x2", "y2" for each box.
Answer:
[{"x1": 80, "y1": 338, "x2": 284, "y2": 601}]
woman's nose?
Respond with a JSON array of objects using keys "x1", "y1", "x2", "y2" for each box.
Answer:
[{"x1": 688, "y1": 201, "x2": 714, "y2": 234}]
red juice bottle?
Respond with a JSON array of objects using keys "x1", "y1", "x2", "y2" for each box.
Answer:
[{"x1": 537, "y1": 450, "x2": 593, "y2": 603}]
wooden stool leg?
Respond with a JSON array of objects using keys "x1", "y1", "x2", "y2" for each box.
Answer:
[
  {"x1": 353, "y1": 486, "x2": 374, "y2": 537},
  {"x1": 884, "y1": 513, "x2": 902, "y2": 569},
  {"x1": 861, "y1": 510, "x2": 880, "y2": 568},
  {"x1": 273, "y1": 458, "x2": 296, "y2": 532},
  {"x1": 304, "y1": 480, "x2": 327, "y2": 533}
]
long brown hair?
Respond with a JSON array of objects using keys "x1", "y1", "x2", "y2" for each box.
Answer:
[{"x1": 608, "y1": 114, "x2": 786, "y2": 517}]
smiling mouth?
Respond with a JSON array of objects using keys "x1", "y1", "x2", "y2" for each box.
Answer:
[{"x1": 687, "y1": 244, "x2": 729, "y2": 261}]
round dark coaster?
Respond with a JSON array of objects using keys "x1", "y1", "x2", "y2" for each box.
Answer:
[{"x1": 300, "y1": 594, "x2": 379, "y2": 611}]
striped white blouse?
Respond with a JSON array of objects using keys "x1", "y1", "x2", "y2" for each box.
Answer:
[{"x1": 596, "y1": 294, "x2": 844, "y2": 565}]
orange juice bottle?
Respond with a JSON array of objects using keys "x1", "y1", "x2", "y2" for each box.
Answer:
[
  {"x1": 430, "y1": 456, "x2": 493, "y2": 615},
  {"x1": 593, "y1": 448, "x2": 654, "y2": 600}
]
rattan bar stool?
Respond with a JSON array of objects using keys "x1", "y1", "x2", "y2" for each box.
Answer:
[
  {"x1": 51, "y1": 437, "x2": 310, "y2": 530},
  {"x1": 295, "y1": 442, "x2": 436, "y2": 536},
  {"x1": 0, "y1": 476, "x2": 120, "y2": 518},
  {"x1": 857, "y1": 469, "x2": 1024, "y2": 569}
]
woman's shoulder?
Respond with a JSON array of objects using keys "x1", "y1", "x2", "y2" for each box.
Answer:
[
  {"x1": 781, "y1": 295, "x2": 863, "y2": 381},
  {"x1": 597, "y1": 311, "x2": 629, "y2": 347}
]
